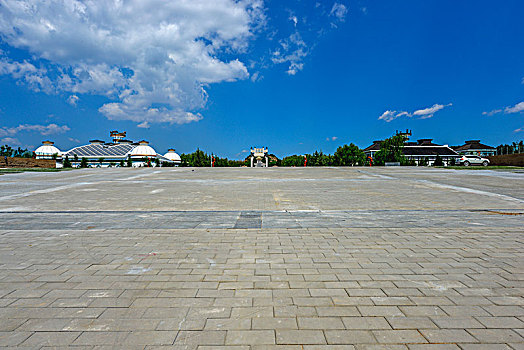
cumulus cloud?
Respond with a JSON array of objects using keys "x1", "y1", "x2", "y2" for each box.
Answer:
[
  {"x1": 268, "y1": 2, "x2": 348, "y2": 76},
  {"x1": 378, "y1": 104, "x2": 452, "y2": 122},
  {"x1": 326, "y1": 136, "x2": 338, "y2": 141},
  {"x1": 67, "y1": 95, "x2": 79, "y2": 106},
  {"x1": 271, "y1": 32, "x2": 308, "y2": 75},
  {"x1": 0, "y1": 0, "x2": 264, "y2": 125},
  {"x1": 505, "y1": 101, "x2": 524, "y2": 114},
  {"x1": 482, "y1": 109, "x2": 502, "y2": 116},
  {"x1": 0, "y1": 137, "x2": 21, "y2": 145},
  {"x1": 378, "y1": 110, "x2": 408, "y2": 122},
  {"x1": 330, "y1": 3, "x2": 348, "y2": 22},
  {"x1": 0, "y1": 57, "x2": 53, "y2": 92},
  {"x1": 483, "y1": 101, "x2": 524, "y2": 116},
  {"x1": 0, "y1": 123, "x2": 70, "y2": 137},
  {"x1": 412, "y1": 103, "x2": 452, "y2": 119},
  {"x1": 137, "y1": 121, "x2": 150, "y2": 129}
]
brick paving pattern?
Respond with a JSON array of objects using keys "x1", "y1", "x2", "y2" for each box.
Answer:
[{"x1": 0, "y1": 167, "x2": 522, "y2": 348}]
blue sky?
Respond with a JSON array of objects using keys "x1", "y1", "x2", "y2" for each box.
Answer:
[{"x1": 0, "y1": 0, "x2": 523, "y2": 158}]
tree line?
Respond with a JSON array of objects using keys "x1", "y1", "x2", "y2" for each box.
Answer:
[
  {"x1": 281, "y1": 143, "x2": 367, "y2": 166},
  {"x1": 496, "y1": 141, "x2": 524, "y2": 155},
  {"x1": 0, "y1": 145, "x2": 33, "y2": 158}
]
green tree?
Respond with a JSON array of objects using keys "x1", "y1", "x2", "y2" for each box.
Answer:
[
  {"x1": 0, "y1": 145, "x2": 14, "y2": 157},
  {"x1": 334, "y1": 143, "x2": 366, "y2": 166},
  {"x1": 98, "y1": 157, "x2": 105, "y2": 166},
  {"x1": 373, "y1": 134, "x2": 406, "y2": 165},
  {"x1": 73, "y1": 154, "x2": 79, "y2": 163},
  {"x1": 119, "y1": 159, "x2": 124, "y2": 167},
  {"x1": 281, "y1": 155, "x2": 305, "y2": 167},
  {"x1": 126, "y1": 157, "x2": 132, "y2": 167},
  {"x1": 80, "y1": 157, "x2": 88, "y2": 168},
  {"x1": 63, "y1": 155, "x2": 72, "y2": 168},
  {"x1": 155, "y1": 158, "x2": 160, "y2": 167}
]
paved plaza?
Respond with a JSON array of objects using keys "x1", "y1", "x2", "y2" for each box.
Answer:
[{"x1": 0, "y1": 167, "x2": 523, "y2": 349}]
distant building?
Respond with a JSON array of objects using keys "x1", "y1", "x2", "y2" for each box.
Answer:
[
  {"x1": 35, "y1": 141, "x2": 63, "y2": 168},
  {"x1": 35, "y1": 141, "x2": 62, "y2": 160},
  {"x1": 363, "y1": 140, "x2": 382, "y2": 160},
  {"x1": 403, "y1": 139, "x2": 459, "y2": 165},
  {"x1": 364, "y1": 135, "x2": 459, "y2": 166},
  {"x1": 56, "y1": 131, "x2": 177, "y2": 167},
  {"x1": 453, "y1": 140, "x2": 495, "y2": 157},
  {"x1": 163, "y1": 149, "x2": 182, "y2": 165},
  {"x1": 250, "y1": 147, "x2": 269, "y2": 167}
]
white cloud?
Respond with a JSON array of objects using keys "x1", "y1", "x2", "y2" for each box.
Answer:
[
  {"x1": 271, "y1": 32, "x2": 308, "y2": 75},
  {"x1": 67, "y1": 95, "x2": 79, "y2": 106},
  {"x1": 326, "y1": 136, "x2": 338, "y2": 141},
  {"x1": 0, "y1": 57, "x2": 53, "y2": 93},
  {"x1": 68, "y1": 137, "x2": 80, "y2": 143},
  {"x1": 0, "y1": 123, "x2": 70, "y2": 136},
  {"x1": 483, "y1": 101, "x2": 524, "y2": 116},
  {"x1": 137, "y1": 121, "x2": 150, "y2": 129},
  {"x1": 505, "y1": 101, "x2": 524, "y2": 114},
  {"x1": 378, "y1": 110, "x2": 408, "y2": 122},
  {"x1": 482, "y1": 109, "x2": 502, "y2": 116},
  {"x1": 514, "y1": 126, "x2": 524, "y2": 133},
  {"x1": 0, "y1": 137, "x2": 21, "y2": 145},
  {"x1": 379, "y1": 103, "x2": 452, "y2": 122},
  {"x1": 412, "y1": 103, "x2": 452, "y2": 119},
  {"x1": 0, "y1": 0, "x2": 265, "y2": 125},
  {"x1": 330, "y1": 3, "x2": 348, "y2": 22}
]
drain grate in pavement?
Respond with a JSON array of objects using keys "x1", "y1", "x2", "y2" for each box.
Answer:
[{"x1": 234, "y1": 211, "x2": 262, "y2": 229}]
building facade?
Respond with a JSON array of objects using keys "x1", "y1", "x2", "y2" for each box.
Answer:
[
  {"x1": 37, "y1": 131, "x2": 179, "y2": 168},
  {"x1": 453, "y1": 140, "x2": 496, "y2": 157},
  {"x1": 364, "y1": 137, "x2": 460, "y2": 166}
]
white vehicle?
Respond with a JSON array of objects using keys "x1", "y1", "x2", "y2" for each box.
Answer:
[{"x1": 457, "y1": 155, "x2": 490, "y2": 166}]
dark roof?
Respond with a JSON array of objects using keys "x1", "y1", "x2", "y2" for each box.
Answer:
[
  {"x1": 403, "y1": 146, "x2": 458, "y2": 156},
  {"x1": 454, "y1": 140, "x2": 495, "y2": 151},
  {"x1": 363, "y1": 141, "x2": 382, "y2": 151}
]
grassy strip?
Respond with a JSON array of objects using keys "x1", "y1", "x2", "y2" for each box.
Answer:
[{"x1": 0, "y1": 168, "x2": 74, "y2": 174}]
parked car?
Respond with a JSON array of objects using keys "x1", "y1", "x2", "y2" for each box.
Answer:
[{"x1": 457, "y1": 155, "x2": 490, "y2": 166}]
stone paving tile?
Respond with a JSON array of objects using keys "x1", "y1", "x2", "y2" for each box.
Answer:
[
  {"x1": 276, "y1": 330, "x2": 327, "y2": 345},
  {"x1": 1, "y1": 168, "x2": 523, "y2": 348},
  {"x1": 372, "y1": 330, "x2": 427, "y2": 344},
  {"x1": 225, "y1": 330, "x2": 276, "y2": 345},
  {"x1": 467, "y1": 328, "x2": 524, "y2": 343},
  {"x1": 342, "y1": 317, "x2": 391, "y2": 330},
  {"x1": 324, "y1": 330, "x2": 375, "y2": 344},
  {"x1": 419, "y1": 329, "x2": 478, "y2": 343}
]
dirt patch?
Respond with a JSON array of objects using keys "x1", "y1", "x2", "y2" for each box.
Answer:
[{"x1": 1, "y1": 157, "x2": 56, "y2": 168}]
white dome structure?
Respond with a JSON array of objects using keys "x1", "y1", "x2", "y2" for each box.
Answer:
[
  {"x1": 130, "y1": 140, "x2": 157, "y2": 157},
  {"x1": 35, "y1": 141, "x2": 62, "y2": 159},
  {"x1": 163, "y1": 149, "x2": 181, "y2": 163}
]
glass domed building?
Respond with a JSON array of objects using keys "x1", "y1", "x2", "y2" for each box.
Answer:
[{"x1": 60, "y1": 131, "x2": 176, "y2": 167}]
